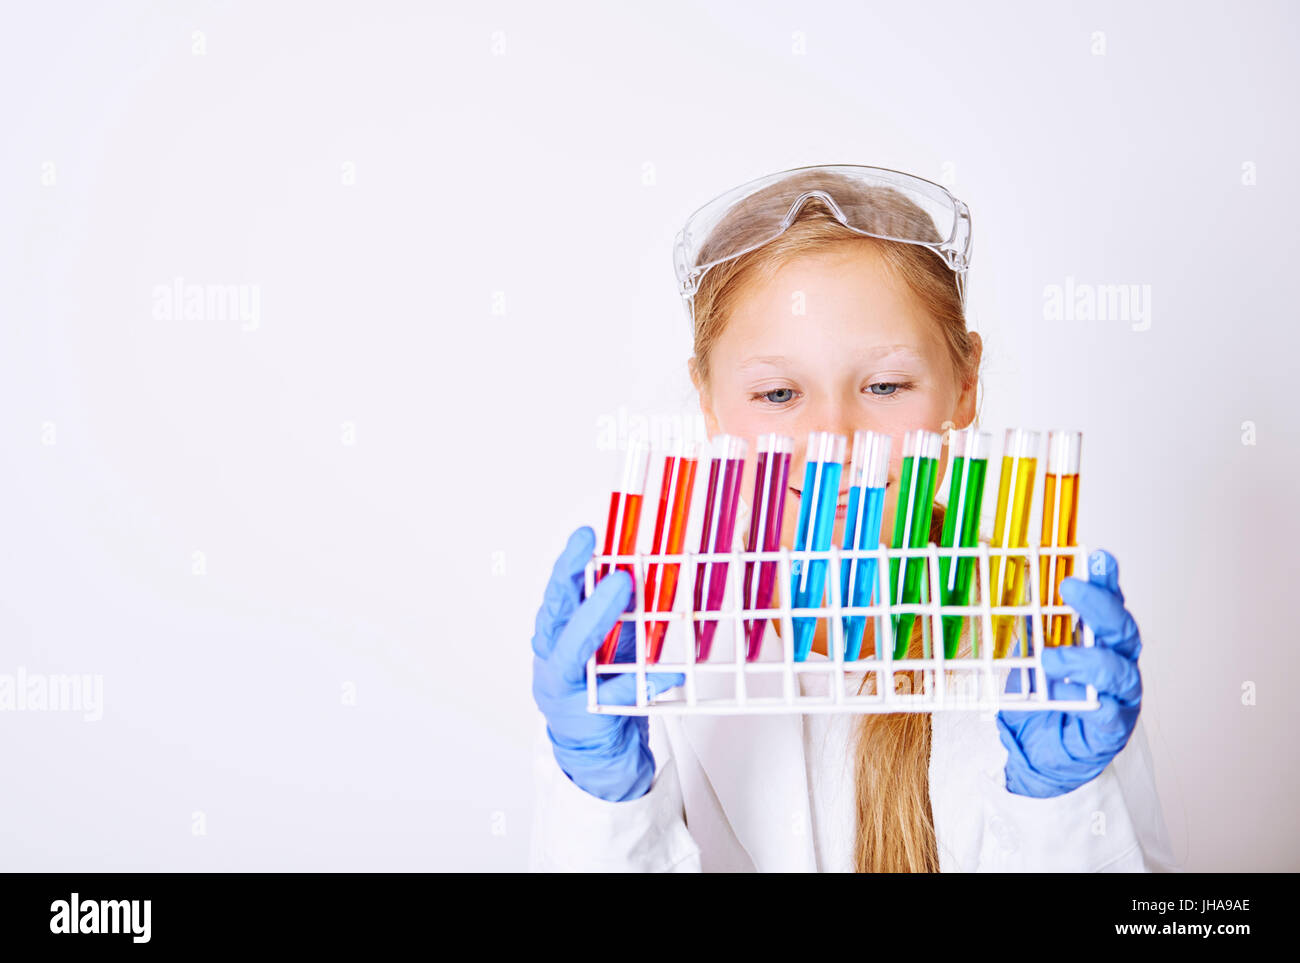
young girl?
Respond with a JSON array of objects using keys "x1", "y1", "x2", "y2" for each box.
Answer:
[{"x1": 528, "y1": 165, "x2": 1176, "y2": 872}]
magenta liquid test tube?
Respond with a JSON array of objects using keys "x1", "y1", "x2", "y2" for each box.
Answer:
[
  {"x1": 742, "y1": 434, "x2": 794, "y2": 660},
  {"x1": 693, "y1": 434, "x2": 748, "y2": 661}
]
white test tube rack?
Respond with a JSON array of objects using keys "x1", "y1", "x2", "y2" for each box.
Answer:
[{"x1": 583, "y1": 540, "x2": 1098, "y2": 716}]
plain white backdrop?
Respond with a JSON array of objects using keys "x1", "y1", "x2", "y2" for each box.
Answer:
[{"x1": 1, "y1": 0, "x2": 1296, "y2": 871}]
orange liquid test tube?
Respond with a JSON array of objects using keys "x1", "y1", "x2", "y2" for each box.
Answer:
[
  {"x1": 1038, "y1": 430, "x2": 1082, "y2": 647},
  {"x1": 642, "y1": 440, "x2": 701, "y2": 663},
  {"x1": 596, "y1": 438, "x2": 650, "y2": 664}
]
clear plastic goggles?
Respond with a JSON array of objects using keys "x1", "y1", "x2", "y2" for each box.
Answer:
[{"x1": 672, "y1": 164, "x2": 972, "y2": 328}]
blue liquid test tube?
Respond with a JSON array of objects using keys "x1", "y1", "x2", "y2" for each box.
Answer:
[
  {"x1": 790, "y1": 431, "x2": 847, "y2": 661},
  {"x1": 839, "y1": 430, "x2": 891, "y2": 661}
]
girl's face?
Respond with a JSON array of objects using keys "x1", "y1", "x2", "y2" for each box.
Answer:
[{"x1": 691, "y1": 244, "x2": 982, "y2": 655}]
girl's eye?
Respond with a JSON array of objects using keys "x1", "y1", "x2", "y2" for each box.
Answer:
[
  {"x1": 867, "y1": 381, "x2": 914, "y2": 397},
  {"x1": 752, "y1": 387, "x2": 796, "y2": 405},
  {"x1": 750, "y1": 383, "x2": 915, "y2": 405}
]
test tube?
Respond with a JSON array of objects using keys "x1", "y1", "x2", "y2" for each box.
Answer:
[
  {"x1": 990, "y1": 429, "x2": 1041, "y2": 658},
  {"x1": 888, "y1": 429, "x2": 943, "y2": 659},
  {"x1": 741, "y1": 434, "x2": 794, "y2": 661},
  {"x1": 839, "y1": 430, "x2": 891, "y2": 661},
  {"x1": 642, "y1": 438, "x2": 701, "y2": 663},
  {"x1": 693, "y1": 434, "x2": 748, "y2": 661},
  {"x1": 790, "y1": 431, "x2": 848, "y2": 662},
  {"x1": 1038, "y1": 430, "x2": 1082, "y2": 648},
  {"x1": 938, "y1": 428, "x2": 992, "y2": 658},
  {"x1": 596, "y1": 437, "x2": 651, "y2": 664}
]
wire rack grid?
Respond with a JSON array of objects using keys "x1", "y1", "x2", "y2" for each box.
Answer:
[{"x1": 584, "y1": 540, "x2": 1098, "y2": 715}]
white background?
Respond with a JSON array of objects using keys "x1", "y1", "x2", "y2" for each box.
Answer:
[{"x1": 2, "y1": 0, "x2": 1296, "y2": 871}]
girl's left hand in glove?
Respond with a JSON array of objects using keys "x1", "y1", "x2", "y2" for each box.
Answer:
[{"x1": 996, "y1": 549, "x2": 1143, "y2": 797}]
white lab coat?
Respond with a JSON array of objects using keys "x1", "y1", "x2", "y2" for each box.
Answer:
[{"x1": 529, "y1": 497, "x2": 1179, "y2": 873}]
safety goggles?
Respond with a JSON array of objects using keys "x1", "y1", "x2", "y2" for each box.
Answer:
[{"x1": 672, "y1": 164, "x2": 972, "y2": 328}]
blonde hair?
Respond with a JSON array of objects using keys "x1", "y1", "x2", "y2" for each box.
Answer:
[{"x1": 687, "y1": 169, "x2": 982, "y2": 873}]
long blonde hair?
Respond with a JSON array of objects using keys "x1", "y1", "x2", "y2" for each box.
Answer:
[{"x1": 687, "y1": 170, "x2": 982, "y2": 872}]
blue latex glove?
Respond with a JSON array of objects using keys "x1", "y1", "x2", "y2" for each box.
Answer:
[
  {"x1": 531, "y1": 526, "x2": 685, "y2": 802},
  {"x1": 996, "y1": 549, "x2": 1143, "y2": 797}
]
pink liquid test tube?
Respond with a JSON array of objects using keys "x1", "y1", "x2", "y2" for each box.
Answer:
[
  {"x1": 693, "y1": 434, "x2": 748, "y2": 661},
  {"x1": 742, "y1": 434, "x2": 794, "y2": 660}
]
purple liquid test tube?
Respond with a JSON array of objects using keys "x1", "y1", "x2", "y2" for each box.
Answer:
[
  {"x1": 742, "y1": 434, "x2": 794, "y2": 660},
  {"x1": 693, "y1": 434, "x2": 748, "y2": 661}
]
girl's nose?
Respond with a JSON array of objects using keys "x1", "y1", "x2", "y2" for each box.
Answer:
[{"x1": 800, "y1": 400, "x2": 861, "y2": 450}]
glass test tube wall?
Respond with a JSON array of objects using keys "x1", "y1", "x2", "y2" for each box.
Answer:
[
  {"x1": 694, "y1": 434, "x2": 748, "y2": 661},
  {"x1": 596, "y1": 437, "x2": 650, "y2": 664},
  {"x1": 790, "y1": 431, "x2": 847, "y2": 662},
  {"x1": 990, "y1": 429, "x2": 1040, "y2": 659},
  {"x1": 742, "y1": 434, "x2": 793, "y2": 661},
  {"x1": 889, "y1": 429, "x2": 943, "y2": 659},
  {"x1": 1039, "y1": 430, "x2": 1082, "y2": 647},
  {"x1": 839, "y1": 430, "x2": 891, "y2": 661},
  {"x1": 642, "y1": 439, "x2": 701, "y2": 663},
  {"x1": 938, "y1": 428, "x2": 992, "y2": 658}
]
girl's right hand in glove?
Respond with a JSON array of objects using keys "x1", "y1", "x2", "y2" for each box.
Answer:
[{"x1": 531, "y1": 526, "x2": 685, "y2": 802}]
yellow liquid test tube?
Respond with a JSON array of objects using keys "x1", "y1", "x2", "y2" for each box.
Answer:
[
  {"x1": 1038, "y1": 431, "x2": 1082, "y2": 647},
  {"x1": 990, "y1": 429, "x2": 1040, "y2": 658}
]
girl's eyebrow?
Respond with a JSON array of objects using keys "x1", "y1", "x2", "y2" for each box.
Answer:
[{"x1": 739, "y1": 345, "x2": 925, "y2": 369}]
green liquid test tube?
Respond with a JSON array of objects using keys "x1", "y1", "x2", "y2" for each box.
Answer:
[
  {"x1": 888, "y1": 429, "x2": 942, "y2": 660},
  {"x1": 938, "y1": 428, "x2": 991, "y2": 658},
  {"x1": 990, "y1": 429, "x2": 1041, "y2": 658}
]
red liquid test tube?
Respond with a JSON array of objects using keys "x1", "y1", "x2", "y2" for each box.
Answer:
[
  {"x1": 595, "y1": 437, "x2": 650, "y2": 664},
  {"x1": 693, "y1": 434, "x2": 748, "y2": 662},
  {"x1": 742, "y1": 434, "x2": 794, "y2": 660},
  {"x1": 642, "y1": 439, "x2": 701, "y2": 663}
]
